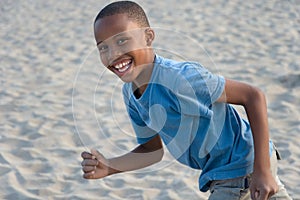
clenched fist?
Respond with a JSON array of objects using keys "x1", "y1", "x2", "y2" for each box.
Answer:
[{"x1": 81, "y1": 149, "x2": 109, "y2": 179}]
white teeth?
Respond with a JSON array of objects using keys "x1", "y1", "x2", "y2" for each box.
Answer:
[
  {"x1": 115, "y1": 64, "x2": 121, "y2": 69},
  {"x1": 113, "y1": 61, "x2": 131, "y2": 72},
  {"x1": 118, "y1": 65, "x2": 130, "y2": 72}
]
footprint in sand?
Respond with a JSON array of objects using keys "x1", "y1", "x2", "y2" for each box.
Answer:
[{"x1": 278, "y1": 74, "x2": 300, "y2": 88}]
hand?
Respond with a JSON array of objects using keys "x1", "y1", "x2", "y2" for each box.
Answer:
[
  {"x1": 81, "y1": 149, "x2": 109, "y2": 179},
  {"x1": 250, "y1": 170, "x2": 279, "y2": 200}
]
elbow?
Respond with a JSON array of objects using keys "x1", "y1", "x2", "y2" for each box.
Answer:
[
  {"x1": 253, "y1": 87, "x2": 266, "y2": 102},
  {"x1": 148, "y1": 146, "x2": 164, "y2": 164},
  {"x1": 150, "y1": 135, "x2": 164, "y2": 162},
  {"x1": 157, "y1": 147, "x2": 164, "y2": 162},
  {"x1": 141, "y1": 135, "x2": 164, "y2": 163},
  {"x1": 152, "y1": 144, "x2": 164, "y2": 163},
  {"x1": 245, "y1": 86, "x2": 266, "y2": 106},
  {"x1": 150, "y1": 145, "x2": 164, "y2": 163}
]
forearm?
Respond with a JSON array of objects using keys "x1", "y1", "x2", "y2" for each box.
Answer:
[
  {"x1": 108, "y1": 144, "x2": 164, "y2": 175},
  {"x1": 244, "y1": 88, "x2": 271, "y2": 172},
  {"x1": 107, "y1": 135, "x2": 164, "y2": 175}
]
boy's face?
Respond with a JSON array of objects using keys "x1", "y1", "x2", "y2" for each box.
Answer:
[{"x1": 94, "y1": 14, "x2": 154, "y2": 83}]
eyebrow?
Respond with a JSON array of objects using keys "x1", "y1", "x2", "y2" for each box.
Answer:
[{"x1": 96, "y1": 41, "x2": 102, "y2": 46}]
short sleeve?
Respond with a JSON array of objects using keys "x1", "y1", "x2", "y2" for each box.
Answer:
[
  {"x1": 174, "y1": 63, "x2": 225, "y2": 116},
  {"x1": 122, "y1": 84, "x2": 158, "y2": 144}
]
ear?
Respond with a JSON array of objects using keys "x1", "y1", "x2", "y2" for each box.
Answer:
[{"x1": 145, "y1": 28, "x2": 155, "y2": 46}]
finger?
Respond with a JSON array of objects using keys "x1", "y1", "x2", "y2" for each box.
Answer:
[
  {"x1": 271, "y1": 185, "x2": 279, "y2": 197},
  {"x1": 268, "y1": 190, "x2": 277, "y2": 199},
  {"x1": 83, "y1": 170, "x2": 95, "y2": 179},
  {"x1": 250, "y1": 188, "x2": 256, "y2": 200},
  {"x1": 81, "y1": 159, "x2": 99, "y2": 166},
  {"x1": 255, "y1": 191, "x2": 259, "y2": 199},
  {"x1": 82, "y1": 165, "x2": 96, "y2": 173},
  {"x1": 257, "y1": 191, "x2": 268, "y2": 200},
  {"x1": 91, "y1": 149, "x2": 106, "y2": 164},
  {"x1": 81, "y1": 151, "x2": 93, "y2": 159},
  {"x1": 251, "y1": 190, "x2": 259, "y2": 200}
]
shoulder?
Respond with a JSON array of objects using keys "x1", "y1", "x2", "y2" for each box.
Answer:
[
  {"x1": 156, "y1": 55, "x2": 225, "y2": 104},
  {"x1": 154, "y1": 55, "x2": 218, "y2": 92},
  {"x1": 155, "y1": 55, "x2": 208, "y2": 79},
  {"x1": 156, "y1": 54, "x2": 203, "y2": 69}
]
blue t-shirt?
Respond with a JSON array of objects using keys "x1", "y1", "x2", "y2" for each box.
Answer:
[{"x1": 122, "y1": 55, "x2": 266, "y2": 192}]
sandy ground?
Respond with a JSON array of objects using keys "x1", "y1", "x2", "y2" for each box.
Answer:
[{"x1": 0, "y1": 0, "x2": 299, "y2": 199}]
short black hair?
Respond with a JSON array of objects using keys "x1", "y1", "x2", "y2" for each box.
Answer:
[{"x1": 94, "y1": 1, "x2": 150, "y2": 27}]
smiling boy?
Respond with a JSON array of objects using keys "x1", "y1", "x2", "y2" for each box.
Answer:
[{"x1": 81, "y1": 1, "x2": 292, "y2": 199}]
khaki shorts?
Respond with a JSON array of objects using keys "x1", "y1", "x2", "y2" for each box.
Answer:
[{"x1": 208, "y1": 146, "x2": 292, "y2": 200}]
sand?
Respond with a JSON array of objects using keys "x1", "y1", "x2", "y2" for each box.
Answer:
[{"x1": 0, "y1": 0, "x2": 299, "y2": 199}]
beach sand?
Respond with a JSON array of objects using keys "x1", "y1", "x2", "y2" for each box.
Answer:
[{"x1": 0, "y1": 0, "x2": 299, "y2": 199}]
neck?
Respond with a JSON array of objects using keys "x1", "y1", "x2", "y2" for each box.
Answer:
[{"x1": 133, "y1": 51, "x2": 155, "y2": 96}]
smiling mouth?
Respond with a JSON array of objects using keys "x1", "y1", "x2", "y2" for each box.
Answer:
[{"x1": 111, "y1": 59, "x2": 132, "y2": 73}]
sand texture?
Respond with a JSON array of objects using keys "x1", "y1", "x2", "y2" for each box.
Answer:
[{"x1": 1, "y1": 0, "x2": 299, "y2": 199}]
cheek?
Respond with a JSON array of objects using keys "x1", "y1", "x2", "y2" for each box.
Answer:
[
  {"x1": 99, "y1": 53, "x2": 109, "y2": 66},
  {"x1": 132, "y1": 49, "x2": 148, "y2": 62}
]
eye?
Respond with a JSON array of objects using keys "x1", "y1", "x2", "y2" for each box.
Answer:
[
  {"x1": 98, "y1": 44, "x2": 108, "y2": 53},
  {"x1": 117, "y1": 37, "x2": 129, "y2": 45}
]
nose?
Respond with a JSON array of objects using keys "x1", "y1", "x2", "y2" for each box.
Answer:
[{"x1": 107, "y1": 44, "x2": 123, "y2": 63}]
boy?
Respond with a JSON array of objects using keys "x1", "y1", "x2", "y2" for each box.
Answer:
[{"x1": 81, "y1": 1, "x2": 292, "y2": 199}]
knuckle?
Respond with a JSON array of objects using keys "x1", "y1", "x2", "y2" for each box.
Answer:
[
  {"x1": 81, "y1": 151, "x2": 92, "y2": 159},
  {"x1": 82, "y1": 166, "x2": 88, "y2": 172},
  {"x1": 88, "y1": 173, "x2": 94, "y2": 179},
  {"x1": 83, "y1": 172, "x2": 93, "y2": 179},
  {"x1": 81, "y1": 152, "x2": 88, "y2": 158}
]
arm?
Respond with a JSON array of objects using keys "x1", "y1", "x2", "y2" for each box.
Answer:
[
  {"x1": 81, "y1": 134, "x2": 163, "y2": 179},
  {"x1": 217, "y1": 79, "x2": 278, "y2": 200}
]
